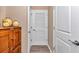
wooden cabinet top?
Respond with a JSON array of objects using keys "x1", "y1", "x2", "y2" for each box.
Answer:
[{"x1": 0, "y1": 27, "x2": 21, "y2": 30}]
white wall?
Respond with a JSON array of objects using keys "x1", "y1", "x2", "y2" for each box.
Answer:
[{"x1": 0, "y1": 7, "x2": 6, "y2": 26}]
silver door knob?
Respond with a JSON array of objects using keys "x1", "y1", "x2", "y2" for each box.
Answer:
[{"x1": 33, "y1": 29, "x2": 37, "y2": 31}]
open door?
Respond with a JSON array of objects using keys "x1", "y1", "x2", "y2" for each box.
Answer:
[{"x1": 30, "y1": 10, "x2": 48, "y2": 45}]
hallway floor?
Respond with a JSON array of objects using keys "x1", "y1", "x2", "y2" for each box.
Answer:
[{"x1": 30, "y1": 45, "x2": 50, "y2": 53}]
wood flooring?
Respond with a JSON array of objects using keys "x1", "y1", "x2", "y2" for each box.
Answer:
[{"x1": 30, "y1": 45, "x2": 50, "y2": 53}]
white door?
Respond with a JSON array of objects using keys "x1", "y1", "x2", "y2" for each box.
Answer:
[
  {"x1": 56, "y1": 38, "x2": 71, "y2": 53},
  {"x1": 30, "y1": 10, "x2": 48, "y2": 45},
  {"x1": 55, "y1": 6, "x2": 71, "y2": 53}
]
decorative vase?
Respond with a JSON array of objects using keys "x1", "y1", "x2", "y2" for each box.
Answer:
[
  {"x1": 2, "y1": 17, "x2": 13, "y2": 27},
  {"x1": 13, "y1": 20, "x2": 19, "y2": 27}
]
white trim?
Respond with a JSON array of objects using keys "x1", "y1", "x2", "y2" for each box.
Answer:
[
  {"x1": 52, "y1": 6, "x2": 57, "y2": 53},
  {"x1": 32, "y1": 41, "x2": 48, "y2": 45},
  {"x1": 69, "y1": 6, "x2": 71, "y2": 33},
  {"x1": 53, "y1": 6, "x2": 55, "y2": 53},
  {"x1": 28, "y1": 6, "x2": 31, "y2": 53},
  {"x1": 31, "y1": 10, "x2": 48, "y2": 13},
  {"x1": 47, "y1": 45, "x2": 52, "y2": 53}
]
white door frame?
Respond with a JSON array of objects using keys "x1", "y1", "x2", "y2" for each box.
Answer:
[
  {"x1": 28, "y1": 8, "x2": 48, "y2": 52},
  {"x1": 52, "y1": 6, "x2": 57, "y2": 53},
  {"x1": 28, "y1": 6, "x2": 31, "y2": 53}
]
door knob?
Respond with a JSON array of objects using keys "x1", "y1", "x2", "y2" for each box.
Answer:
[{"x1": 33, "y1": 29, "x2": 37, "y2": 31}]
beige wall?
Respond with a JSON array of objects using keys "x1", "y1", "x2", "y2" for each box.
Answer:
[
  {"x1": 31, "y1": 6, "x2": 48, "y2": 10},
  {"x1": 6, "y1": 6, "x2": 28, "y2": 53},
  {"x1": 0, "y1": 7, "x2": 6, "y2": 26},
  {"x1": 48, "y1": 6, "x2": 53, "y2": 52}
]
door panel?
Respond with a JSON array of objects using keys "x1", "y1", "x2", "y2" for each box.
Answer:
[
  {"x1": 56, "y1": 38, "x2": 71, "y2": 53},
  {"x1": 31, "y1": 10, "x2": 48, "y2": 45},
  {"x1": 56, "y1": 6, "x2": 70, "y2": 33},
  {"x1": 13, "y1": 28, "x2": 20, "y2": 48},
  {"x1": 9, "y1": 28, "x2": 21, "y2": 50}
]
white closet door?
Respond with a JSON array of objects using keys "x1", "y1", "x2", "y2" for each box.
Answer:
[
  {"x1": 56, "y1": 6, "x2": 71, "y2": 33},
  {"x1": 31, "y1": 10, "x2": 48, "y2": 45},
  {"x1": 55, "y1": 6, "x2": 71, "y2": 53}
]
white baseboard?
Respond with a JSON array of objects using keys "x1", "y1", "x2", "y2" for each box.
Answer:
[
  {"x1": 47, "y1": 45, "x2": 52, "y2": 53},
  {"x1": 32, "y1": 41, "x2": 48, "y2": 45}
]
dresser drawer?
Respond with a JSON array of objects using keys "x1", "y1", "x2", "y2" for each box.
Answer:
[{"x1": 0, "y1": 30, "x2": 9, "y2": 37}]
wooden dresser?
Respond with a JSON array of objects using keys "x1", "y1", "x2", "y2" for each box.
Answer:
[{"x1": 0, "y1": 27, "x2": 21, "y2": 53}]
